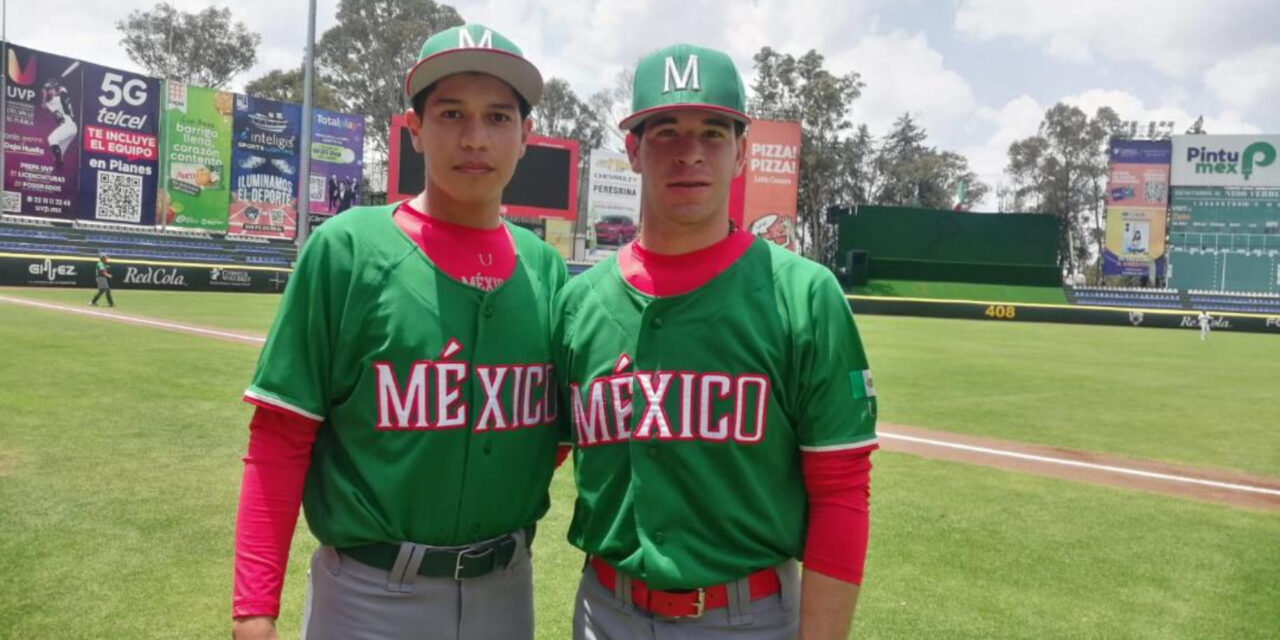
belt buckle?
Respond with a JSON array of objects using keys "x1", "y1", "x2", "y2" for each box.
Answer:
[
  {"x1": 673, "y1": 588, "x2": 706, "y2": 619},
  {"x1": 454, "y1": 545, "x2": 494, "y2": 581}
]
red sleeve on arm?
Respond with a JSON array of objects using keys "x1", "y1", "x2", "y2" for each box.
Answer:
[
  {"x1": 802, "y1": 448, "x2": 874, "y2": 585},
  {"x1": 232, "y1": 406, "x2": 320, "y2": 619},
  {"x1": 555, "y1": 444, "x2": 572, "y2": 469}
]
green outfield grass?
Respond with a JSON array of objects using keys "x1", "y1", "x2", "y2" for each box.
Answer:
[
  {"x1": 1, "y1": 301, "x2": 1277, "y2": 638},
  {"x1": 851, "y1": 279, "x2": 1069, "y2": 304},
  {"x1": 0, "y1": 286, "x2": 282, "y2": 334},
  {"x1": 4, "y1": 286, "x2": 1277, "y2": 475},
  {"x1": 857, "y1": 315, "x2": 1280, "y2": 476}
]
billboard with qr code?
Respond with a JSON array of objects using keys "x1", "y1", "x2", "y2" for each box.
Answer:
[
  {"x1": 2, "y1": 44, "x2": 84, "y2": 218},
  {"x1": 78, "y1": 62, "x2": 161, "y2": 225}
]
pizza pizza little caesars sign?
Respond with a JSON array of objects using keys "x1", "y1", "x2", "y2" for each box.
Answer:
[{"x1": 1171, "y1": 134, "x2": 1280, "y2": 187}]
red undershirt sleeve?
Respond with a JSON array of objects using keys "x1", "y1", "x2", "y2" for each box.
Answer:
[
  {"x1": 802, "y1": 448, "x2": 873, "y2": 585},
  {"x1": 232, "y1": 406, "x2": 321, "y2": 619}
]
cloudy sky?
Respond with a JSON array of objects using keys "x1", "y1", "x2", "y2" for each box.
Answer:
[{"x1": 8, "y1": 0, "x2": 1278, "y2": 208}]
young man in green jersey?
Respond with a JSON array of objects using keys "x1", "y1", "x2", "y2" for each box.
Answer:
[
  {"x1": 89, "y1": 253, "x2": 113, "y2": 307},
  {"x1": 232, "y1": 24, "x2": 567, "y2": 640},
  {"x1": 555, "y1": 44, "x2": 878, "y2": 640}
]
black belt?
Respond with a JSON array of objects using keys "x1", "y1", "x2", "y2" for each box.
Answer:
[{"x1": 339, "y1": 525, "x2": 535, "y2": 580}]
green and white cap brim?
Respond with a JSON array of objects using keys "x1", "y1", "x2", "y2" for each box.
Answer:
[
  {"x1": 618, "y1": 102, "x2": 750, "y2": 132},
  {"x1": 404, "y1": 24, "x2": 543, "y2": 107},
  {"x1": 619, "y1": 43, "x2": 751, "y2": 131}
]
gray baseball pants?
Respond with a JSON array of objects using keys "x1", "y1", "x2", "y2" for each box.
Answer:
[
  {"x1": 300, "y1": 531, "x2": 534, "y2": 640},
  {"x1": 573, "y1": 560, "x2": 800, "y2": 640}
]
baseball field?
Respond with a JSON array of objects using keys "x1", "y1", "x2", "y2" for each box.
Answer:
[{"x1": 1, "y1": 286, "x2": 1277, "y2": 639}]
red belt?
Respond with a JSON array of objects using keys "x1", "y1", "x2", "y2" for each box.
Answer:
[{"x1": 589, "y1": 556, "x2": 781, "y2": 619}]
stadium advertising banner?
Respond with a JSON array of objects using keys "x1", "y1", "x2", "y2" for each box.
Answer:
[
  {"x1": 1103, "y1": 140, "x2": 1170, "y2": 277},
  {"x1": 162, "y1": 84, "x2": 234, "y2": 232},
  {"x1": 586, "y1": 149, "x2": 640, "y2": 243},
  {"x1": 2, "y1": 44, "x2": 84, "y2": 218},
  {"x1": 228, "y1": 94, "x2": 301, "y2": 239},
  {"x1": 78, "y1": 63, "x2": 161, "y2": 225},
  {"x1": 0, "y1": 254, "x2": 291, "y2": 293},
  {"x1": 731, "y1": 120, "x2": 801, "y2": 251},
  {"x1": 307, "y1": 108, "x2": 364, "y2": 227},
  {"x1": 1171, "y1": 135, "x2": 1280, "y2": 187},
  {"x1": 1103, "y1": 206, "x2": 1167, "y2": 277}
]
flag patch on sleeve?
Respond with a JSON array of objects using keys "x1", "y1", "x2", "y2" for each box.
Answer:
[{"x1": 850, "y1": 369, "x2": 876, "y2": 399}]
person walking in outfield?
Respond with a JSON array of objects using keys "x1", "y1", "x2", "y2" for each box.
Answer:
[
  {"x1": 232, "y1": 24, "x2": 568, "y2": 640},
  {"x1": 553, "y1": 44, "x2": 878, "y2": 640},
  {"x1": 89, "y1": 254, "x2": 114, "y2": 307},
  {"x1": 1198, "y1": 310, "x2": 1212, "y2": 341}
]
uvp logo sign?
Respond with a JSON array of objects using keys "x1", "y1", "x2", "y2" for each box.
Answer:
[{"x1": 1172, "y1": 135, "x2": 1280, "y2": 187}]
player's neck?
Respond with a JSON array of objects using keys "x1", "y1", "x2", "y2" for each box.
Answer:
[
  {"x1": 415, "y1": 187, "x2": 502, "y2": 230},
  {"x1": 637, "y1": 207, "x2": 732, "y2": 256}
]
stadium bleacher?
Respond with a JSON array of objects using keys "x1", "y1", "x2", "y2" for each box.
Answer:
[
  {"x1": 1068, "y1": 287, "x2": 1184, "y2": 310},
  {"x1": 1068, "y1": 286, "x2": 1280, "y2": 315},
  {"x1": 0, "y1": 215, "x2": 297, "y2": 267},
  {"x1": 1186, "y1": 290, "x2": 1280, "y2": 315}
]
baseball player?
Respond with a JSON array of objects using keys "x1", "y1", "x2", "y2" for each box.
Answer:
[
  {"x1": 42, "y1": 79, "x2": 77, "y2": 171},
  {"x1": 231, "y1": 24, "x2": 567, "y2": 640},
  {"x1": 554, "y1": 44, "x2": 877, "y2": 640},
  {"x1": 89, "y1": 253, "x2": 113, "y2": 307},
  {"x1": 1198, "y1": 310, "x2": 1212, "y2": 340}
]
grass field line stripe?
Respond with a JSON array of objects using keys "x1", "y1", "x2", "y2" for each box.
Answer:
[
  {"x1": 880, "y1": 431, "x2": 1280, "y2": 497},
  {"x1": 0, "y1": 296, "x2": 266, "y2": 344}
]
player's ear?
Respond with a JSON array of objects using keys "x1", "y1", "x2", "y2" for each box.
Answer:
[
  {"x1": 626, "y1": 131, "x2": 642, "y2": 173},
  {"x1": 405, "y1": 108, "x2": 425, "y2": 154},
  {"x1": 518, "y1": 115, "x2": 533, "y2": 159},
  {"x1": 733, "y1": 130, "x2": 747, "y2": 177}
]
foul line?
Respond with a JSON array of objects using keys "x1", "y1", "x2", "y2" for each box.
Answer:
[
  {"x1": 0, "y1": 295, "x2": 265, "y2": 344},
  {"x1": 880, "y1": 432, "x2": 1280, "y2": 497}
]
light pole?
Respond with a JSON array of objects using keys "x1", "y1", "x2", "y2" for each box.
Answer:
[
  {"x1": 296, "y1": 0, "x2": 317, "y2": 247},
  {"x1": 1, "y1": 0, "x2": 8, "y2": 214}
]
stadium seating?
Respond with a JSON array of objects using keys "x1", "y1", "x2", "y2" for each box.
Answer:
[
  {"x1": 0, "y1": 216, "x2": 297, "y2": 267},
  {"x1": 1069, "y1": 286, "x2": 1280, "y2": 314},
  {"x1": 1186, "y1": 290, "x2": 1280, "y2": 315},
  {"x1": 1068, "y1": 287, "x2": 1184, "y2": 310}
]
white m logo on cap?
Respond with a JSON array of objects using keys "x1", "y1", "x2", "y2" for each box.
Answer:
[
  {"x1": 458, "y1": 29, "x2": 494, "y2": 49},
  {"x1": 663, "y1": 55, "x2": 700, "y2": 93}
]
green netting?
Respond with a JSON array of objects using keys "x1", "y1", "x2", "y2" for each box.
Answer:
[
  {"x1": 838, "y1": 205, "x2": 1059, "y2": 265},
  {"x1": 837, "y1": 205, "x2": 1060, "y2": 286}
]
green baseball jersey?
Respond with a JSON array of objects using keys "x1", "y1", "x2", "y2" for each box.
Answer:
[
  {"x1": 96, "y1": 260, "x2": 108, "y2": 277},
  {"x1": 553, "y1": 239, "x2": 877, "y2": 590},
  {"x1": 246, "y1": 203, "x2": 567, "y2": 548}
]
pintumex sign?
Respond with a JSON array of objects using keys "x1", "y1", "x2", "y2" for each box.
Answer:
[{"x1": 1171, "y1": 134, "x2": 1280, "y2": 187}]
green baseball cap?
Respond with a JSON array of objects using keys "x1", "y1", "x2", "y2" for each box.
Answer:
[
  {"x1": 619, "y1": 43, "x2": 750, "y2": 131},
  {"x1": 404, "y1": 24, "x2": 543, "y2": 107}
]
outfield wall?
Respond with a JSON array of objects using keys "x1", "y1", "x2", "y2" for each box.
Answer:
[
  {"x1": 0, "y1": 253, "x2": 290, "y2": 293},
  {"x1": 848, "y1": 295, "x2": 1280, "y2": 334}
]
